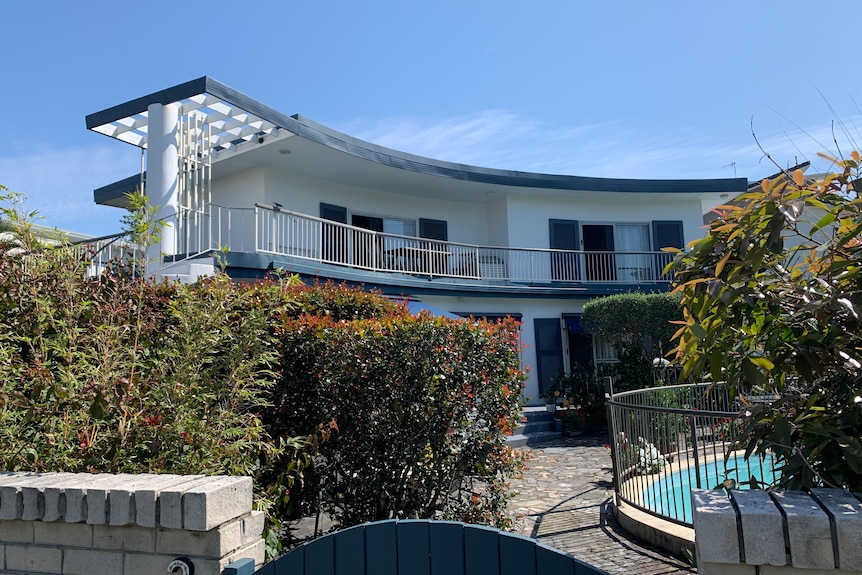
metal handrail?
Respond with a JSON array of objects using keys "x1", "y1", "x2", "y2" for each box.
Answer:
[
  {"x1": 605, "y1": 382, "x2": 773, "y2": 527},
  {"x1": 249, "y1": 203, "x2": 675, "y2": 284}
]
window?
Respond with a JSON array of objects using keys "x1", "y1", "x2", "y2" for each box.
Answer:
[
  {"x1": 593, "y1": 335, "x2": 619, "y2": 365},
  {"x1": 350, "y1": 214, "x2": 416, "y2": 270},
  {"x1": 580, "y1": 223, "x2": 650, "y2": 282},
  {"x1": 352, "y1": 214, "x2": 415, "y2": 237}
]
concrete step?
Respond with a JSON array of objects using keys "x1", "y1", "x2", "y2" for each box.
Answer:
[
  {"x1": 158, "y1": 258, "x2": 215, "y2": 284},
  {"x1": 507, "y1": 407, "x2": 562, "y2": 447},
  {"x1": 507, "y1": 430, "x2": 564, "y2": 448},
  {"x1": 513, "y1": 420, "x2": 556, "y2": 435}
]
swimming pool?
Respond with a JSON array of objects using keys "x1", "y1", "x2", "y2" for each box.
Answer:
[{"x1": 642, "y1": 453, "x2": 777, "y2": 524}]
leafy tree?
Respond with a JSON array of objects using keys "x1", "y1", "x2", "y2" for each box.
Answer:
[
  {"x1": 0, "y1": 190, "x2": 316, "y2": 558},
  {"x1": 0, "y1": 188, "x2": 529, "y2": 550},
  {"x1": 267, "y1": 293, "x2": 527, "y2": 529},
  {"x1": 581, "y1": 291, "x2": 682, "y2": 388},
  {"x1": 669, "y1": 156, "x2": 862, "y2": 490}
]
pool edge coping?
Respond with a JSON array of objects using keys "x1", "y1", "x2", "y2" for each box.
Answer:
[{"x1": 613, "y1": 499, "x2": 696, "y2": 560}]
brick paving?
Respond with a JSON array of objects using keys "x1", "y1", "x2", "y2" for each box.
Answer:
[{"x1": 509, "y1": 431, "x2": 695, "y2": 575}]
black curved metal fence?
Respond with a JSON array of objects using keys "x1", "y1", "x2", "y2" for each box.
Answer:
[{"x1": 605, "y1": 382, "x2": 775, "y2": 527}]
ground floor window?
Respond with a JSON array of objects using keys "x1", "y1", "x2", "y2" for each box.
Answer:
[
  {"x1": 564, "y1": 315, "x2": 618, "y2": 374},
  {"x1": 593, "y1": 334, "x2": 619, "y2": 365}
]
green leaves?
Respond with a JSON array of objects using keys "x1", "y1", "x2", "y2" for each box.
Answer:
[
  {"x1": 670, "y1": 158, "x2": 862, "y2": 491},
  {"x1": 269, "y1": 286, "x2": 527, "y2": 529}
]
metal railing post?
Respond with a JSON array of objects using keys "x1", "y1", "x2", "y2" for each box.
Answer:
[
  {"x1": 604, "y1": 376, "x2": 620, "y2": 505},
  {"x1": 690, "y1": 411, "x2": 702, "y2": 489}
]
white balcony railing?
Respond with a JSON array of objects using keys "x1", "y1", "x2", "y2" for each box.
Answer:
[
  {"x1": 71, "y1": 233, "x2": 144, "y2": 278},
  {"x1": 176, "y1": 204, "x2": 676, "y2": 284}
]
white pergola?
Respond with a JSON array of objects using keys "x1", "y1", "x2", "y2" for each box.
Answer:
[{"x1": 86, "y1": 77, "x2": 293, "y2": 153}]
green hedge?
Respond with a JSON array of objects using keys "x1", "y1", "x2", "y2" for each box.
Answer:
[
  {"x1": 267, "y1": 299, "x2": 527, "y2": 528},
  {"x1": 0, "y1": 189, "x2": 530, "y2": 549}
]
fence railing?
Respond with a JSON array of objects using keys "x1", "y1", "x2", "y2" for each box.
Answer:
[
  {"x1": 605, "y1": 382, "x2": 776, "y2": 527},
  {"x1": 70, "y1": 233, "x2": 144, "y2": 278},
  {"x1": 179, "y1": 203, "x2": 675, "y2": 284}
]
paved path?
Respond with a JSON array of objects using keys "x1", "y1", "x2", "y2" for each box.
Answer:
[{"x1": 509, "y1": 431, "x2": 695, "y2": 575}]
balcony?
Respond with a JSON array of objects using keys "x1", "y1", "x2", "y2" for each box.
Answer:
[{"x1": 172, "y1": 204, "x2": 676, "y2": 286}]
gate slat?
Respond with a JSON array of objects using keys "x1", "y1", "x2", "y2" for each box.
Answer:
[
  {"x1": 429, "y1": 521, "x2": 465, "y2": 575},
  {"x1": 252, "y1": 519, "x2": 610, "y2": 575},
  {"x1": 334, "y1": 523, "x2": 365, "y2": 575},
  {"x1": 305, "y1": 527, "x2": 334, "y2": 575},
  {"x1": 365, "y1": 520, "x2": 398, "y2": 575},
  {"x1": 536, "y1": 543, "x2": 576, "y2": 575},
  {"x1": 499, "y1": 533, "x2": 537, "y2": 575},
  {"x1": 397, "y1": 520, "x2": 431, "y2": 575},
  {"x1": 259, "y1": 545, "x2": 303, "y2": 575},
  {"x1": 464, "y1": 525, "x2": 500, "y2": 575}
]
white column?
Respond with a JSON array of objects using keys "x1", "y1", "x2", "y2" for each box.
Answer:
[{"x1": 145, "y1": 102, "x2": 180, "y2": 275}]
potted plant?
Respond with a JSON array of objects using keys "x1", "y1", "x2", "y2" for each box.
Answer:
[
  {"x1": 548, "y1": 366, "x2": 607, "y2": 429},
  {"x1": 558, "y1": 407, "x2": 587, "y2": 436},
  {"x1": 541, "y1": 381, "x2": 562, "y2": 412}
]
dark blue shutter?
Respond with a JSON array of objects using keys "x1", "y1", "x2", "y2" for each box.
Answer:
[
  {"x1": 549, "y1": 219, "x2": 579, "y2": 250},
  {"x1": 652, "y1": 220, "x2": 684, "y2": 249},
  {"x1": 419, "y1": 218, "x2": 448, "y2": 241},
  {"x1": 320, "y1": 203, "x2": 348, "y2": 223},
  {"x1": 549, "y1": 220, "x2": 579, "y2": 281},
  {"x1": 534, "y1": 318, "x2": 564, "y2": 396}
]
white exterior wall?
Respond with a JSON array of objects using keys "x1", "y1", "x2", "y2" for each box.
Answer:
[
  {"x1": 486, "y1": 196, "x2": 509, "y2": 247},
  {"x1": 419, "y1": 294, "x2": 590, "y2": 403},
  {"x1": 209, "y1": 164, "x2": 708, "y2": 254},
  {"x1": 260, "y1": 167, "x2": 492, "y2": 245},
  {"x1": 209, "y1": 167, "x2": 266, "y2": 253},
  {"x1": 211, "y1": 167, "x2": 266, "y2": 208}
]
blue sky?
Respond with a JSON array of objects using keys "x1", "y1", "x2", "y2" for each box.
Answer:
[{"x1": 1, "y1": 1, "x2": 861, "y2": 236}]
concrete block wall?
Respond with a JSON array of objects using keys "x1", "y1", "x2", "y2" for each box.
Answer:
[
  {"x1": 692, "y1": 488, "x2": 862, "y2": 575},
  {"x1": 0, "y1": 472, "x2": 264, "y2": 575}
]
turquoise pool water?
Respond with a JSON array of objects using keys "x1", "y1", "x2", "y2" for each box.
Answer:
[{"x1": 642, "y1": 453, "x2": 776, "y2": 524}]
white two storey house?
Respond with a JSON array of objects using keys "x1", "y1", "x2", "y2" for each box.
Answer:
[{"x1": 86, "y1": 77, "x2": 746, "y2": 403}]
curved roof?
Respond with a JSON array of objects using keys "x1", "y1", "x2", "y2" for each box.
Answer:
[{"x1": 87, "y1": 76, "x2": 747, "y2": 200}]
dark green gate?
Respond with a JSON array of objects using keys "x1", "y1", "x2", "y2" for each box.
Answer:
[{"x1": 237, "y1": 519, "x2": 607, "y2": 575}]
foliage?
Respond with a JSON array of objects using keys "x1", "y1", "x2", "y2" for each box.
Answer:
[
  {"x1": 581, "y1": 291, "x2": 683, "y2": 359},
  {"x1": 647, "y1": 387, "x2": 689, "y2": 445},
  {"x1": 616, "y1": 432, "x2": 665, "y2": 475},
  {"x1": 0, "y1": 189, "x2": 533, "y2": 549},
  {"x1": 669, "y1": 157, "x2": 862, "y2": 490},
  {"x1": 606, "y1": 347, "x2": 656, "y2": 391},
  {"x1": 0, "y1": 190, "x2": 316, "y2": 559},
  {"x1": 557, "y1": 407, "x2": 586, "y2": 429},
  {"x1": 546, "y1": 364, "x2": 606, "y2": 426},
  {"x1": 284, "y1": 281, "x2": 400, "y2": 321},
  {"x1": 582, "y1": 292, "x2": 682, "y2": 389},
  {"x1": 266, "y1": 299, "x2": 528, "y2": 529}
]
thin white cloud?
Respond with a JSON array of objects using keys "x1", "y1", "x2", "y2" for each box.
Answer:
[
  {"x1": 0, "y1": 146, "x2": 139, "y2": 236},
  {"x1": 338, "y1": 110, "x2": 862, "y2": 183}
]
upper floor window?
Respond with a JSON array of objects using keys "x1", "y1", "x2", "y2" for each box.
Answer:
[
  {"x1": 549, "y1": 219, "x2": 683, "y2": 282},
  {"x1": 351, "y1": 214, "x2": 416, "y2": 237}
]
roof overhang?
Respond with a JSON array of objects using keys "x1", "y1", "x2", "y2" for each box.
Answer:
[
  {"x1": 86, "y1": 76, "x2": 299, "y2": 152},
  {"x1": 88, "y1": 77, "x2": 749, "y2": 206}
]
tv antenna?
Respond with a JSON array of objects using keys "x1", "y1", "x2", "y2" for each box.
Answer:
[{"x1": 722, "y1": 162, "x2": 737, "y2": 177}]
